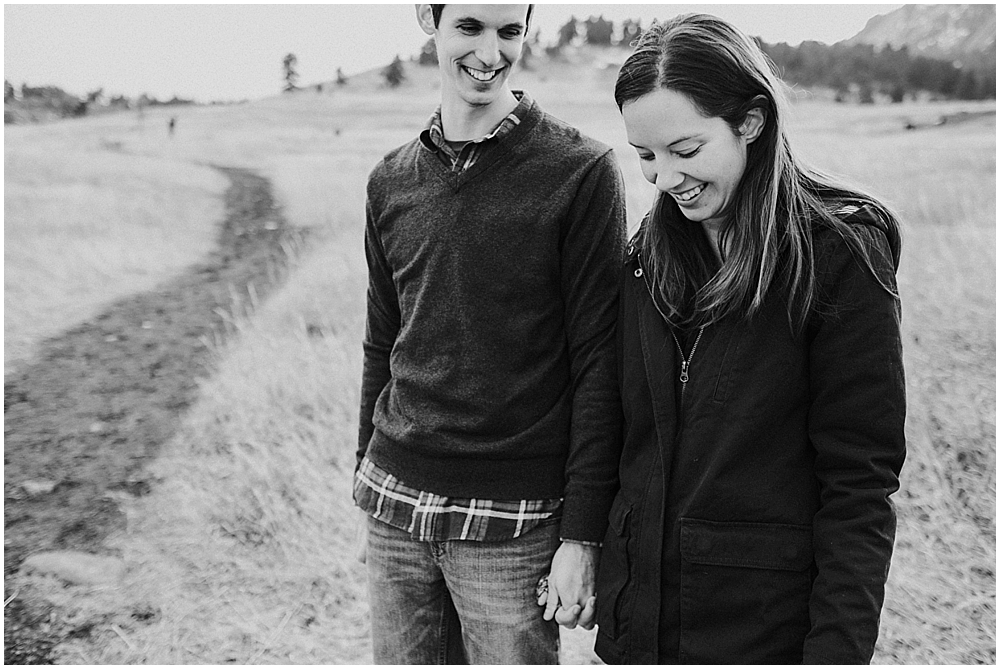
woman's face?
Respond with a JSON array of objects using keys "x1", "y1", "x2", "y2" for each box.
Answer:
[{"x1": 622, "y1": 88, "x2": 762, "y2": 235}]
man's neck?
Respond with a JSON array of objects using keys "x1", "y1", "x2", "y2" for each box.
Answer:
[{"x1": 439, "y1": 88, "x2": 520, "y2": 142}]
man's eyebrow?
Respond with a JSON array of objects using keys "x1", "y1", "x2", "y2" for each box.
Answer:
[{"x1": 453, "y1": 16, "x2": 525, "y2": 31}]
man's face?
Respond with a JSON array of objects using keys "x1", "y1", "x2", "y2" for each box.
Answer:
[{"x1": 420, "y1": 4, "x2": 529, "y2": 108}]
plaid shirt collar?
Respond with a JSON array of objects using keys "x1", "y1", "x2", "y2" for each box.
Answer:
[{"x1": 419, "y1": 90, "x2": 531, "y2": 173}]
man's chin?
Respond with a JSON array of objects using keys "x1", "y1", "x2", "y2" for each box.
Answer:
[{"x1": 459, "y1": 85, "x2": 509, "y2": 108}]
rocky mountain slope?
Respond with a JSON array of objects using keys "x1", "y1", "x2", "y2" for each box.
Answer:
[{"x1": 845, "y1": 3, "x2": 995, "y2": 64}]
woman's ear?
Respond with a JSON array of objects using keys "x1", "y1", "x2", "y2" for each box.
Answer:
[
  {"x1": 416, "y1": 4, "x2": 436, "y2": 36},
  {"x1": 741, "y1": 107, "x2": 765, "y2": 144}
]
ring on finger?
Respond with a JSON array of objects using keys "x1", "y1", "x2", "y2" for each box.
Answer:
[{"x1": 535, "y1": 575, "x2": 549, "y2": 599}]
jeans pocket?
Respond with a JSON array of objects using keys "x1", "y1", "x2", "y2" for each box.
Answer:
[
  {"x1": 678, "y1": 518, "x2": 814, "y2": 663},
  {"x1": 595, "y1": 495, "x2": 633, "y2": 640}
]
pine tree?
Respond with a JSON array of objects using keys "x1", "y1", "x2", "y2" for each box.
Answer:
[
  {"x1": 558, "y1": 16, "x2": 578, "y2": 47},
  {"x1": 382, "y1": 55, "x2": 405, "y2": 88},
  {"x1": 283, "y1": 53, "x2": 299, "y2": 93},
  {"x1": 584, "y1": 16, "x2": 613, "y2": 46},
  {"x1": 418, "y1": 38, "x2": 438, "y2": 66},
  {"x1": 619, "y1": 19, "x2": 642, "y2": 47}
]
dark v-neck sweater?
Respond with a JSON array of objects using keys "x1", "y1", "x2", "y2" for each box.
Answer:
[{"x1": 358, "y1": 98, "x2": 626, "y2": 543}]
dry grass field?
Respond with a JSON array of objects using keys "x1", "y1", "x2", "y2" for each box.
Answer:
[
  {"x1": 4, "y1": 59, "x2": 995, "y2": 664},
  {"x1": 4, "y1": 134, "x2": 228, "y2": 367}
]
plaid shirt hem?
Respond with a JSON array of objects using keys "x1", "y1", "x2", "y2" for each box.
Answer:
[{"x1": 354, "y1": 455, "x2": 561, "y2": 542}]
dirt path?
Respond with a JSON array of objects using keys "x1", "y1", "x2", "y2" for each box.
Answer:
[{"x1": 4, "y1": 168, "x2": 305, "y2": 664}]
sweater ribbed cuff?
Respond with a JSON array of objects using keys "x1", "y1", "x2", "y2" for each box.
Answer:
[{"x1": 559, "y1": 489, "x2": 616, "y2": 544}]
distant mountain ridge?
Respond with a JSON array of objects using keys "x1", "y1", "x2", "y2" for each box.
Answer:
[{"x1": 844, "y1": 4, "x2": 995, "y2": 64}]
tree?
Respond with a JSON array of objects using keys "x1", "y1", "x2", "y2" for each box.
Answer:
[
  {"x1": 418, "y1": 38, "x2": 438, "y2": 66},
  {"x1": 336, "y1": 67, "x2": 348, "y2": 86},
  {"x1": 4, "y1": 79, "x2": 14, "y2": 102},
  {"x1": 557, "y1": 16, "x2": 578, "y2": 47},
  {"x1": 977, "y1": 66, "x2": 996, "y2": 99},
  {"x1": 619, "y1": 18, "x2": 642, "y2": 47},
  {"x1": 858, "y1": 82, "x2": 875, "y2": 104},
  {"x1": 283, "y1": 53, "x2": 299, "y2": 93},
  {"x1": 956, "y1": 69, "x2": 981, "y2": 100},
  {"x1": 584, "y1": 15, "x2": 613, "y2": 46},
  {"x1": 520, "y1": 41, "x2": 535, "y2": 71},
  {"x1": 382, "y1": 55, "x2": 405, "y2": 88}
]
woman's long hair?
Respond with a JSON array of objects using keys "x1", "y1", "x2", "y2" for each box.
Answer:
[{"x1": 616, "y1": 14, "x2": 902, "y2": 330}]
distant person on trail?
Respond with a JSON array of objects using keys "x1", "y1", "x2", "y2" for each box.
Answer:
[
  {"x1": 168, "y1": 116, "x2": 176, "y2": 136},
  {"x1": 354, "y1": 3, "x2": 625, "y2": 664},
  {"x1": 592, "y1": 14, "x2": 906, "y2": 664}
]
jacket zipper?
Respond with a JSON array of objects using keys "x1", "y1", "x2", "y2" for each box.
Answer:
[
  {"x1": 671, "y1": 327, "x2": 705, "y2": 402},
  {"x1": 636, "y1": 253, "x2": 707, "y2": 403}
]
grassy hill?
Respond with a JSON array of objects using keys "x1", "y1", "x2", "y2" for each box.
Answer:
[{"x1": 4, "y1": 57, "x2": 996, "y2": 663}]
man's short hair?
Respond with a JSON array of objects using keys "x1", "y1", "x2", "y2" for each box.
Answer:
[{"x1": 430, "y1": 4, "x2": 534, "y2": 29}]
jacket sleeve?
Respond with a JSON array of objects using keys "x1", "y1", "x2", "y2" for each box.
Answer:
[
  {"x1": 558, "y1": 150, "x2": 627, "y2": 543},
  {"x1": 357, "y1": 169, "x2": 401, "y2": 470},
  {"x1": 803, "y1": 221, "x2": 906, "y2": 663}
]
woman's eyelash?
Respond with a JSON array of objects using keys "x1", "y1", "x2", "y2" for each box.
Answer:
[{"x1": 636, "y1": 149, "x2": 700, "y2": 161}]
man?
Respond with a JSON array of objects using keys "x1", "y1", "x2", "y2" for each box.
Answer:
[{"x1": 354, "y1": 4, "x2": 625, "y2": 663}]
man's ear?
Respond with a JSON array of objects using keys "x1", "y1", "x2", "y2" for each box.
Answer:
[
  {"x1": 416, "y1": 4, "x2": 436, "y2": 36},
  {"x1": 741, "y1": 106, "x2": 765, "y2": 144}
]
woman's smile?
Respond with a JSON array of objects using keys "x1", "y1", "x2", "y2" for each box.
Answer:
[{"x1": 672, "y1": 182, "x2": 707, "y2": 204}]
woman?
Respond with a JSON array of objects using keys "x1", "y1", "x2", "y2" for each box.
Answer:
[{"x1": 593, "y1": 14, "x2": 906, "y2": 664}]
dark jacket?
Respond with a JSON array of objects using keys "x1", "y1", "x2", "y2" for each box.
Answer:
[{"x1": 595, "y1": 209, "x2": 906, "y2": 664}]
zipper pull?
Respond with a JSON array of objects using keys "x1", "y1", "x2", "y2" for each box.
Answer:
[{"x1": 679, "y1": 361, "x2": 690, "y2": 384}]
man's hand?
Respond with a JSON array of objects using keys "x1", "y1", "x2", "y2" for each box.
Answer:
[
  {"x1": 355, "y1": 509, "x2": 369, "y2": 564},
  {"x1": 538, "y1": 541, "x2": 600, "y2": 630}
]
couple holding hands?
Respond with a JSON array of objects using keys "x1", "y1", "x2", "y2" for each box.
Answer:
[{"x1": 354, "y1": 4, "x2": 905, "y2": 665}]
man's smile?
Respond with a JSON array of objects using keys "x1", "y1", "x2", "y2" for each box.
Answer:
[{"x1": 461, "y1": 65, "x2": 504, "y2": 82}]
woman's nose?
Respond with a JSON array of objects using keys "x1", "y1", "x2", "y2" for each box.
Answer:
[{"x1": 654, "y1": 160, "x2": 684, "y2": 193}]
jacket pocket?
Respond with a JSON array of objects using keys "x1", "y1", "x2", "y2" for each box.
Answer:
[
  {"x1": 595, "y1": 495, "x2": 633, "y2": 640},
  {"x1": 678, "y1": 519, "x2": 814, "y2": 663}
]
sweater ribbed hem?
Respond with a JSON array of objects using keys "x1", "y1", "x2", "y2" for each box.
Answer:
[{"x1": 367, "y1": 429, "x2": 566, "y2": 500}]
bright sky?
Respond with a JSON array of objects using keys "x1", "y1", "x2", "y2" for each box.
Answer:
[{"x1": 4, "y1": 3, "x2": 904, "y2": 102}]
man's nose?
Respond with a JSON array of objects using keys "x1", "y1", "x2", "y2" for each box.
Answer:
[{"x1": 475, "y1": 32, "x2": 502, "y2": 67}]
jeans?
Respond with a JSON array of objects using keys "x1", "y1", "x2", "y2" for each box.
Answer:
[{"x1": 366, "y1": 515, "x2": 561, "y2": 664}]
